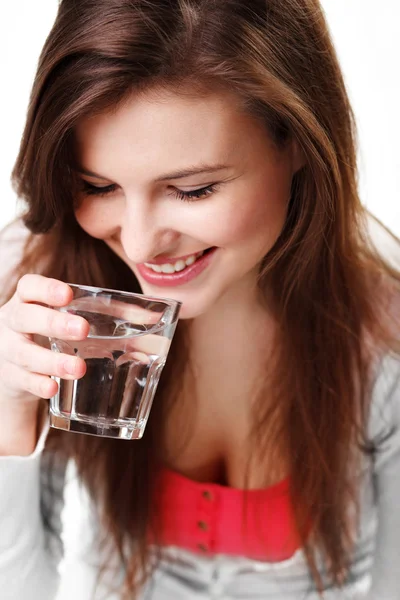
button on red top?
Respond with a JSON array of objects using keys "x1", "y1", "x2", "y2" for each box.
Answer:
[{"x1": 153, "y1": 468, "x2": 301, "y2": 561}]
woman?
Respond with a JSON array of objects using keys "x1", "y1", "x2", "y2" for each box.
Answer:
[{"x1": 0, "y1": 0, "x2": 399, "y2": 598}]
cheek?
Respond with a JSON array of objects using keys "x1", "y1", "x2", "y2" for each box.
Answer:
[
  {"x1": 200, "y1": 163, "x2": 292, "y2": 248},
  {"x1": 200, "y1": 192, "x2": 288, "y2": 249},
  {"x1": 74, "y1": 201, "x2": 118, "y2": 240}
]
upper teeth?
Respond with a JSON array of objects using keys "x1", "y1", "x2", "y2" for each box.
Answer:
[{"x1": 144, "y1": 251, "x2": 204, "y2": 274}]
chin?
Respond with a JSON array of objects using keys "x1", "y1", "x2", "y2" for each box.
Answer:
[
  {"x1": 165, "y1": 296, "x2": 210, "y2": 320},
  {"x1": 137, "y1": 282, "x2": 212, "y2": 320},
  {"x1": 174, "y1": 302, "x2": 208, "y2": 320}
]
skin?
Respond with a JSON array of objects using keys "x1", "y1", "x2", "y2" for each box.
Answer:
[
  {"x1": 72, "y1": 88, "x2": 305, "y2": 485},
  {"x1": 0, "y1": 87, "x2": 304, "y2": 473},
  {"x1": 74, "y1": 88, "x2": 305, "y2": 321}
]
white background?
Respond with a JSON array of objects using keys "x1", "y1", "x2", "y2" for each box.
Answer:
[{"x1": 0, "y1": 1, "x2": 399, "y2": 235}]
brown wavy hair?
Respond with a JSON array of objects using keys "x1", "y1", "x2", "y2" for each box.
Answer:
[{"x1": 6, "y1": 0, "x2": 400, "y2": 596}]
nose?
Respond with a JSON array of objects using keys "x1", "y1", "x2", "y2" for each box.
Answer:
[{"x1": 118, "y1": 196, "x2": 178, "y2": 264}]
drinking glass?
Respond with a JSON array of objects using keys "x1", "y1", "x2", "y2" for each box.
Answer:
[{"x1": 49, "y1": 284, "x2": 181, "y2": 440}]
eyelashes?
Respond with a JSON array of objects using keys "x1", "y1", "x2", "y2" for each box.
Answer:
[
  {"x1": 171, "y1": 185, "x2": 218, "y2": 202},
  {"x1": 79, "y1": 181, "x2": 219, "y2": 203},
  {"x1": 80, "y1": 182, "x2": 116, "y2": 197}
]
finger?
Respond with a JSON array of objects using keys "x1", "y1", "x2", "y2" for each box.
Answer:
[
  {"x1": 4, "y1": 336, "x2": 87, "y2": 380},
  {"x1": 8, "y1": 302, "x2": 89, "y2": 339},
  {"x1": 0, "y1": 361, "x2": 59, "y2": 400},
  {"x1": 16, "y1": 274, "x2": 73, "y2": 307}
]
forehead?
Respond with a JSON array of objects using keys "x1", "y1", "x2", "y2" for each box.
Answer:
[{"x1": 74, "y1": 88, "x2": 276, "y2": 178}]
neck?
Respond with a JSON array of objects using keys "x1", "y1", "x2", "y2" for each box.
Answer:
[{"x1": 188, "y1": 271, "x2": 277, "y2": 366}]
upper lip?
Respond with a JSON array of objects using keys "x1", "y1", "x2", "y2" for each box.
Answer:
[{"x1": 142, "y1": 250, "x2": 207, "y2": 265}]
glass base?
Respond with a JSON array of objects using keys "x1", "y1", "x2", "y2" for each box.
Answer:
[{"x1": 49, "y1": 412, "x2": 145, "y2": 440}]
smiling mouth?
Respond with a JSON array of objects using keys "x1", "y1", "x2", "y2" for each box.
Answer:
[
  {"x1": 136, "y1": 247, "x2": 218, "y2": 288},
  {"x1": 142, "y1": 248, "x2": 214, "y2": 274}
]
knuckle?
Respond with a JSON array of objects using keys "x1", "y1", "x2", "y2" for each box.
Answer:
[
  {"x1": 56, "y1": 353, "x2": 73, "y2": 377},
  {"x1": 38, "y1": 377, "x2": 52, "y2": 399},
  {"x1": 20, "y1": 370, "x2": 33, "y2": 394},
  {"x1": 48, "y1": 278, "x2": 61, "y2": 298},
  {"x1": 38, "y1": 377, "x2": 54, "y2": 400},
  {"x1": 21, "y1": 370, "x2": 36, "y2": 395},
  {"x1": 47, "y1": 310, "x2": 61, "y2": 334},
  {"x1": 7, "y1": 302, "x2": 22, "y2": 332},
  {"x1": 25, "y1": 375, "x2": 42, "y2": 398},
  {"x1": 14, "y1": 343, "x2": 31, "y2": 371},
  {"x1": 16, "y1": 274, "x2": 32, "y2": 296},
  {"x1": 55, "y1": 354, "x2": 66, "y2": 375}
]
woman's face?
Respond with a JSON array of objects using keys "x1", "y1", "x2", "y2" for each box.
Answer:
[{"x1": 74, "y1": 88, "x2": 303, "y2": 319}]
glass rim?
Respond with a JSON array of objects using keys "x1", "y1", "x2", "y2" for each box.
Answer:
[{"x1": 65, "y1": 282, "x2": 182, "y2": 308}]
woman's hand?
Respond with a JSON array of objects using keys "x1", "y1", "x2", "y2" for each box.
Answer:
[{"x1": 0, "y1": 275, "x2": 89, "y2": 454}]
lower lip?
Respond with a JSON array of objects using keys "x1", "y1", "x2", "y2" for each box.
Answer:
[{"x1": 136, "y1": 248, "x2": 218, "y2": 288}]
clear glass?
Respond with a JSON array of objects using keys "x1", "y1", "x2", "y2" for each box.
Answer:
[{"x1": 49, "y1": 284, "x2": 181, "y2": 440}]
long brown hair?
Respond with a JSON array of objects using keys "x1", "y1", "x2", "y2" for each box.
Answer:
[{"x1": 6, "y1": 0, "x2": 400, "y2": 596}]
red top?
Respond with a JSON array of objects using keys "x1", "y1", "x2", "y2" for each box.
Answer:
[{"x1": 153, "y1": 468, "x2": 301, "y2": 561}]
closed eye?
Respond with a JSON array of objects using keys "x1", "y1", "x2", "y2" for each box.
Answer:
[
  {"x1": 169, "y1": 184, "x2": 219, "y2": 202},
  {"x1": 80, "y1": 181, "x2": 220, "y2": 202},
  {"x1": 80, "y1": 181, "x2": 117, "y2": 197}
]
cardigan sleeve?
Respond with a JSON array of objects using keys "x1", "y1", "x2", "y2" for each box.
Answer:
[
  {"x1": 368, "y1": 351, "x2": 400, "y2": 599},
  {"x1": 0, "y1": 419, "x2": 60, "y2": 600},
  {"x1": 0, "y1": 220, "x2": 61, "y2": 598}
]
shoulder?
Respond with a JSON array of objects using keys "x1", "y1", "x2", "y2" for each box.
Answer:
[
  {"x1": 368, "y1": 350, "x2": 400, "y2": 470},
  {"x1": 0, "y1": 218, "x2": 30, "y2": 275},
  {"x1": 0, "y1": 219, "x2": 31, "y2": 302},
  {"x1": 365, "y1": 211, "x2": 400, "y2": 269},
  {"x1": 0, "y1": 217, "x2": 30, "y2": 246}
]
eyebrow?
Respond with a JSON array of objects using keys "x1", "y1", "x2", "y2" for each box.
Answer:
[{"x1": 76, "y1": 163, "x2": 232, "y2": 182}]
